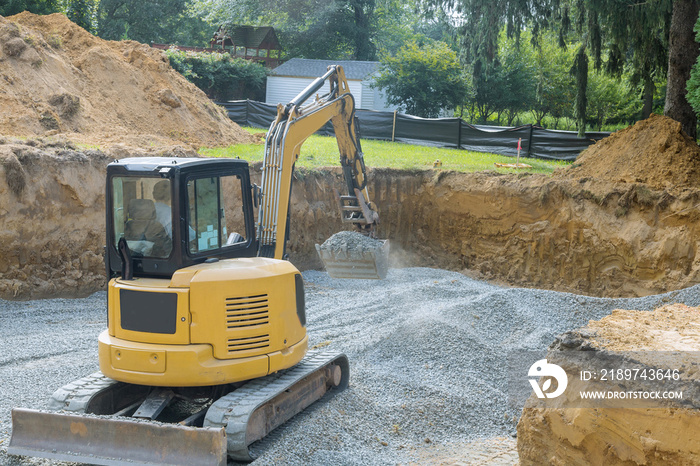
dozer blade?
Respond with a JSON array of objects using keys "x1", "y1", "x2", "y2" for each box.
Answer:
[
  {"x1": 8, "y1": 408, "x2": 227, "y2": 466},
  {"x1": 315, "y1": 239, "x2": 389, "y2": 280}
]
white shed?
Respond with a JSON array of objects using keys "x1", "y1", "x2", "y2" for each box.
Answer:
[{"x1": 265, "y1": 58, "x2": 395, "y2": 111}]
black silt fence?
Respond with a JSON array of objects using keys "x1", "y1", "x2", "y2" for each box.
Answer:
[{"x1": 217, "y1": 100, "x2": 610, "y2": 161}]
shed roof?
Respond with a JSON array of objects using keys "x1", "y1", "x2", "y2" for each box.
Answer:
[
  {"x1": 270, "y1": 58, "x2": 380, "y2": 81},
  {"x1": 215, "y1": 25, "x2": 280, "y2": 49}
]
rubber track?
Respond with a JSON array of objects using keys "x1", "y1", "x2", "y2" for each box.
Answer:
[
  {"x1": 204, "y1": 351, "x2": 349, "y2": 462},
  {"x1": 42, "y1": 352, "x2": 349, "y2": 462},
  {"x1": 47, "y1": 372, "x2": 120, "y2": 413}
]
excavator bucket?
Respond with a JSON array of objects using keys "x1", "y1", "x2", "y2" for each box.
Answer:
[
  {"x1": 7, "y1": 408, "x2": 227, "y2": 466},
  {"x1": 316, "y1": 234, "x2": 389, "y2": 280}
]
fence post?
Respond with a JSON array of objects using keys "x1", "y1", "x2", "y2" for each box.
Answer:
[
  {"x1": 456, "y1": 118, "x2": 462, "y2": 149},
  {"x1": 526, "y1": 124, "x2": 534, "y2": 157},
  {"x1": 392, "y1": 110, "x2": 397, "y2": 142},
  {"x1": 245, "y1": 99, "x2": 250, "y2": 127}
]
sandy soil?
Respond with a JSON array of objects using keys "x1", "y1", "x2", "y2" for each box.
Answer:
[
  {"x1": 517, "y1": 303, "x2": 700, "y2": 465},
  {"x1": 588, "y1": 303, "x2": 700, "y2": 351},
  {"x1": 0, "y1": 13, "x2": 254, "y2": 148},
  {"x1": 560, "y1": 114, "x2": 700, "y2": 193}
]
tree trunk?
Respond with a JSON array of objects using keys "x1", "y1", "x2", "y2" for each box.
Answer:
[
  {"x1": 664, "y1": 0, "x2": 700, "y2": 139},
  {"x1": 642, "y1": 76, "x2": 654, "y2": 119},
  {"x1": 351, "y1": 0, "x2": 376, "y2": 60},
  {"x1": 572, "y1": 46, "x2": 589, "y2": 137}
]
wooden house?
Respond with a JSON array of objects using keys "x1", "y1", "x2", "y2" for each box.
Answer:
[{"x1": 210, "y1": 25, "x2": 282, "y2": 68}]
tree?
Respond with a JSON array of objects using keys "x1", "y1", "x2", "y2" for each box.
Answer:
[
  {"x1": 686, "y1": 12, "x2": 700, "y2": 117},
  {"x1": 429, "y1": 0, "x2": 697, "y2": 137},
  {"x1": 587, "y1": 70, "x2": 637, "y2": 131},
  {"x1": 165, "y1": 49, "x2": 268, "y2": 101},
  {"x1": 0, "y1": 0, "x2": 60, "y2": 16},
  {"x1": 468, "y1": 63, "x2": 508, "y2": 123},
  {"x1": 488, "y1": 29, "x2": 537, "y2": 125},
  {"x1": 374, "y1": 40, "x2": 468, "y2": 117},
  {"x1": 530, "y1": 32, "x2": 576, "y2": 128},
  {"x1": 664, "y1": 0, "x2": 700, "y2": 138},
  {"x1": 570, "y1": 45, "x2": 588, "y2": 136},
  {"x1": 96, "y1": 0, "x2": 209, "y2": 45},
  {"x1": 65, "y1": 0, "x2": 97, "y2": 33},
  {"x1": 370, "y1": 0, "x2": 429, "y2": 56},
  {"x1": 191, "y1": 0, "x2": 378, "y2": 59}
]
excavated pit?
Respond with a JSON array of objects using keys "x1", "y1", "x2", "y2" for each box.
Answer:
[
  {"x1": 1, "y1": 13, "x2": 699, "y2": 300},
  {"x1": 3, "y1": 129, "x2": 700, "y2": 299},
  {"x1": 1, "y1": 117, "x2": 698, "y2": 463},
  {"x1": 1, "y1": 11, "x2": 700, "y2": 464}
]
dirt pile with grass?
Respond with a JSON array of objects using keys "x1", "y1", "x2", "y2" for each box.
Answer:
[
  {"x1": 560, "y1": 114, "x2": 700, "y2": 192},
  {"x1": 517, "y1": 303, "x2": 700, "y2": 465},
  {"x1": 0, "y1": 12, "x2": 253, "y2": 148}
]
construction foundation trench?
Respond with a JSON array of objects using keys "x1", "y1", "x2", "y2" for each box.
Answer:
[
  {"x1": 2, "y1": 138, "x2": 700, "y2": 301},
  {"x1": 2, "y1": 135, "x2": 700, "y2": 465}
]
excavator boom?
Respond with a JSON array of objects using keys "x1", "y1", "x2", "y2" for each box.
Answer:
[{"x1": 257, "y1": 65, "x2": 388, "y2": 278}]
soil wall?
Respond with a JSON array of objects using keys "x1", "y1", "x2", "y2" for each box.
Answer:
[
  {"x1": 289, "y1": 167, "x2": 700, "y2": 297},
  {"x1": 3, "y1": 140, "x2": 700, "y2": 299},
  {"x1": 0, "y1": 141, "x2": 109, "y2": 298}
]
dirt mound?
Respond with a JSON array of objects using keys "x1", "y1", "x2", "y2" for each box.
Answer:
[
  {"x1": 0, "y1": 13, "x2": 254, "y2": 148},
  {"x1": 559, "y1": 114, "x2": 700, "y2": 191},
  {"x1": 518, "y1": 304, "x2": 700, "y2": 465}
]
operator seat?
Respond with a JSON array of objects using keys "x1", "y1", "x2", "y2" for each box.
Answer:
[{"x1": 125, "y1": 199, "x2": 172, "y2": 258}]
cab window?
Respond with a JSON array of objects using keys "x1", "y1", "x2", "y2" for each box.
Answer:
[
  {"x1": 112, "y1": 177, "x2": 173, "y2": 258},
  {"x1": 186, "y1": 175, "x2": 247, "y2": 255}
]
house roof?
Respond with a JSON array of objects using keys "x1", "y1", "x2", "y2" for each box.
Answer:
[
  {"x1": 215, "y1": 25, "x2": 280, "y2": 49},
  {"x1": 270, "y1": 58, "x2": 380, "y2": 81}
]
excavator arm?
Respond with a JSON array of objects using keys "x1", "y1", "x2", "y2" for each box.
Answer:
[{"x1": 257, "y1": 65, "x2": 380, "y2": 260}]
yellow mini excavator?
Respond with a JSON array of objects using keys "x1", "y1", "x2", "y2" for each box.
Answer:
[{"x1": 8, "y1": 65, "x2": 386, "y2": 465}]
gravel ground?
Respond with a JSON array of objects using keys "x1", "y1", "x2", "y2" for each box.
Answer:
[{"x1": 2, "y1": 267, "x2": 700, "y2": 465}]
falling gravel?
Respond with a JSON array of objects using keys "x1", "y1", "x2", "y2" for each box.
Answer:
[
  {"x1": 319, "y1": 231, "x2": 385, "y2": 252},
  {"x1": 2, "y1": 267, "x2": 700, "y2": 465}
]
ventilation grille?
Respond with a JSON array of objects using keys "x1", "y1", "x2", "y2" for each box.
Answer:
[
  {"x1": 225, "y1": 294, "x2": 270, "y2": 355},
  {"x1": 225, "y1": 294, "x2": 269, "y2": 329},
  {"x1": 227, "y1": 334, "x2": 270, "y2": 353}
]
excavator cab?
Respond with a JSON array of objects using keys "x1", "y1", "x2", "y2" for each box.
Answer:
[{"x1": 106, "y1": 157, "x2": 257, "y2": 279}]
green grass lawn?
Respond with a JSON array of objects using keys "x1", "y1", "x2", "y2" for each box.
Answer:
[{"x1": 200, "y1": 127, "x2": 570, "y2": 175}]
